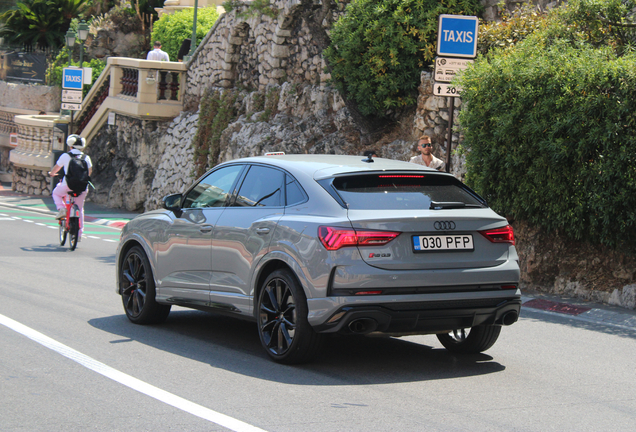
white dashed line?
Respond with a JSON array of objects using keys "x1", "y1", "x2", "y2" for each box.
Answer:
[{"x1": 0, "y1": 314, "x2": 268, "y2": 432}]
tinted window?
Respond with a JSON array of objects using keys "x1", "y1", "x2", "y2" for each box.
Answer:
[
  {"x1": 331, "y1": 174, "x2": 485, "y2": 210},
  {"x1": 285, "y1": 175, "x2": 305, "y2": 206},
  {"x1": 182, "y1": 165, "x2": 243, "y2": 209},
  {"x1": 234, "y1": 165, "x2": 284, "y2": 207}
]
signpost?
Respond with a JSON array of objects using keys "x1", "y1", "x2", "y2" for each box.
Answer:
[
  {"x1": 437, "y1": 15, "x2": 479, "y2": 58},
  {"x1": 61, "y1": 68, "x2": 85, "y2": 136},
  {"x1": 62, "y1": 67, "x2": 84, "y2": 90},
  {"x1": 435, "y1": 14, "x2": 479, "y2": 173},
  {"x1": 434, "y1": 57, "x2": 473, "y2": 83},
  {"x1": 433, "y1": 82, "x2": 462, "y2": 98}
]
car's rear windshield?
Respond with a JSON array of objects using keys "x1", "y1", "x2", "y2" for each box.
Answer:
[{"x1": 327, "y1": 173, "x2": 485, "y2": 210}]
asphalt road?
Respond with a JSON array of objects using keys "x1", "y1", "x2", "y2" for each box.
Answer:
[{"x1": 1, "y1": 206, "x2": 635, "y2": 432}]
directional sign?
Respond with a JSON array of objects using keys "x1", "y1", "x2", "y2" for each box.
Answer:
[
  {"x1": 62, "y1": 89, "x2": 83, "y2": 103},
  {"x1": 437, "y1": 15, "x2": 479, "y2": 58},
  {"x1": 62, "y1": 67, "x2": 84, "y2": 90},
  {"x1": 61, "y1": 102, "x2": 82, "y2": 111},
  {"x1": 434, "y1": 57, "x2": 473, "y2": 83},
  {"x1": 433, "y1": 82, "x2": 462, "y2": 98}
]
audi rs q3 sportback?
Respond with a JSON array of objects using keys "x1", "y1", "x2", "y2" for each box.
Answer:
[{"x1": 116, "y1": 155, "x2": 521, "y2": 364}]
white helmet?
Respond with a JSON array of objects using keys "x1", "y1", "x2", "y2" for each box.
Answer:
[{"x1": 66, "y1": 134, "x2": 86, "y2": 150}]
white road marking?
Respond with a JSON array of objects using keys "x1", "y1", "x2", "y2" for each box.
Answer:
[
  {"x1": 87, "y1": 236, "x2": 100, "y2": 239},
  {"x1": 0, "y1": 217, "x2": 15, "y2": 221},
  {"x1": 24, "y1": 220, "x2": 34, "y2": 223},
  {"x1": 104, "y1": 239, "x2": 118, "y2": 242},
  {"x1": 36, "y1": 223, "x2": 47, "y2": 227},
  {"x1": 0, "y1": 313, "x2": 268, "y2": 432}
]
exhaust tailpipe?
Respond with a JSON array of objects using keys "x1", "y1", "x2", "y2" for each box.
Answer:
[
  {"x1": 501, "y1": 311, "x2": 519, "y2": 326},
  {"x1": 348, "y1": 318, "x2": 378, "y2": 334}
]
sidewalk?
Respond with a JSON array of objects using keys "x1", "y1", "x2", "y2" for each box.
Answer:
[{"x1": 0, "y1": 182, "x2": 139, "y2": 229}]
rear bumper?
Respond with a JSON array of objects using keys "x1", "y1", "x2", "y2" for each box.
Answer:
[{"x1": 310, "y1": 293, "x2": 521, "y2": 335}]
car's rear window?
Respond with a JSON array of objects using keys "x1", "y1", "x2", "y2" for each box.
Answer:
[{"x1": 328, "y1": 173, "x2": 485, "y2": 210}]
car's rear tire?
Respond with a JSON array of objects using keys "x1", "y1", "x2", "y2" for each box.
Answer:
[
  {"x1": 120, "y1": 245, "x2": 171, "y2": 324},
  {"x1": 257, "y1": 269, "x2": 323, "y2": 364},
  {"x1": 437, "y1": 325, "x2": 502, "y2": 354}
]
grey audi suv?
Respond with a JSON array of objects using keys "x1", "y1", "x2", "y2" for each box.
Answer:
[{"x1": 116, "y1": 155, "x2": 521, "y2": 364}]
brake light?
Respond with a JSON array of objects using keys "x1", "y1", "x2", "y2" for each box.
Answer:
[
  {"x1": 479, "y1": 225, "x2": 515, "y2": 245},
  {"x1": 318, "y1": 226, "x2": 400, "y2": 250},
  {"x1": 378, "y1": 175, "x2": 425, "y2": 178}
]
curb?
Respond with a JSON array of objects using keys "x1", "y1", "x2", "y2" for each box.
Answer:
[{"x1": 521, "y1": 296, "x2": 636, "y2": 331}]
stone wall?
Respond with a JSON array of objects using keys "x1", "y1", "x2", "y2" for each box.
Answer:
[
  {"x1": 0, "y1": 81, "x2": 61, "y2": 112},
  {"x1": 86, "y1": 116, "x2": 171, "y2": 211}
]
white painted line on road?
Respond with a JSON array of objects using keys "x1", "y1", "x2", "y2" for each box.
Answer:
[
  {"x1": 104, "y1": 239, "x2": 118, "y2": 242},
  {"x1": 87, "y1": 236, "x2": 101, "y2": 239},
  {"x1": 36, "y1": 223, "x2": 47, "y2": 227},
  {"x1": 24, "y1": 220, "x2": 34, "y2": 223},
  {"x1": 0, "y1": 217, "x2": 15, "y2": 221},
  {"x1": 0, "y1": 314, "x2": 268, "y2": 432}
]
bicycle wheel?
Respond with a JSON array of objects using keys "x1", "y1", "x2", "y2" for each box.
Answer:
[
  {"x1": 58, "y1": 220, "x2": 67, "y2": 246},
  {"x1": 69, "y1": 218, "x2": 79, "y2": 251}
]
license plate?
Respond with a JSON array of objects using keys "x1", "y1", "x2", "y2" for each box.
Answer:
[{"x1": 413, "y1": 234, "x2": 474, "y2": 251}]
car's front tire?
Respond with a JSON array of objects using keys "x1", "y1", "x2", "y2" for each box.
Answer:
[
  {"x1": 436, "y1": 325, "x2": 502, "y2": 354},
  {"x1": 120, "y1": 245, "x2": 171, "y2": 324},
  {"x1": 257, "y1": 269, "x2": 323, "y2": 364}
]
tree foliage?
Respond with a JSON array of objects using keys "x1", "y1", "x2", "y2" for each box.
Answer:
[
  {"x1": 150, "y1": 7, "x2": 220, "y2": 61},
  {"x1": 324, "y1": 0, "x2": 482, "y2": 117},
  {"x1": 458, "y1": 0, "x2": 636, "y2": 253},
  {"x1": 0, "y1": 0, "x2": 88, "y2": 47}
]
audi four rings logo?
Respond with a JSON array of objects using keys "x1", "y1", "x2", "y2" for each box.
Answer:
[{"x1": 434, "y1": 221, "x2": 456, "y2": 230}]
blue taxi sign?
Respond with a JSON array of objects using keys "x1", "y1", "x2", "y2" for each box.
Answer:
[
  {"x1": 62, "y1": 67, "x2": 84, "y2": 90},
  {"x1": 437, "y1": 15, "x2": 479, "y2": 58}
]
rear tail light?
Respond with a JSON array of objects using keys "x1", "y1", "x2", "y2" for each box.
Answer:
[
  {"x1": 479, "y1": 225, "x2": 515, "y2": 245},
  {"x1": 318, "y1": 226, "x2": 400, "y2": 251}
]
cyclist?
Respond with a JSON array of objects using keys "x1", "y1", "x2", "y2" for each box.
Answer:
[{"x1": 48, "y1": 134, "x2": 93, "y2": 241}]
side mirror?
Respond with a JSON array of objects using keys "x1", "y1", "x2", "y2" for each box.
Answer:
[{"x1": 162, "y1": 193, "x2": 183, "y2": 217}]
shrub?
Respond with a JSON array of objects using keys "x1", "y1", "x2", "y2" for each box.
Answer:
[
  {"x1": 150, "y1": 7, "x2": 220, "y2": 61},
  {"x1": 324, "y1": 0, "x2": 482, "y2": 117},
  {"x1": 458, "y1": 38, "x2": 636, "y2": 253}
]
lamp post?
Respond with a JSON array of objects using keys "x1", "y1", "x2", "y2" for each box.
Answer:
[
  {"x1": 77, "y1": 20, "x2": 90, "y2": 68},
  {"x1": 65, "y1": 29, "x2": 76, "y2": 66},
  {"x1": 186, "y1": 0, "x2": 199, "y2": 59}
]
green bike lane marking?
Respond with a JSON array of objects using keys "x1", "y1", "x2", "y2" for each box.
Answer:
[{"x1": 0, "y1": 210, "x2": 122, "y2": 238}]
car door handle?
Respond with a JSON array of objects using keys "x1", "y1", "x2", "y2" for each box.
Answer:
[
  {"x1": 199, "y1": 224, "x2": 213, "y2": 233},
  {"x1": 256, "y1": 227, "x2": 270, "y2": 235}
]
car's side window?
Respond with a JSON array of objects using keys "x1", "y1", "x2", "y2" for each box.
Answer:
[
  {"x1": 234, "y1": 165, "x2": 284, "y2": 207},
  {"x1": 285, "y1": 175, "x2": 306, "y2": 206},
  {"x1": 182, "y1": 165, "x2": 243, "y2": 209}
]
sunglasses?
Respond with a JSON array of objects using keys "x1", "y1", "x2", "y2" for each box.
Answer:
[{"x1": 420, "y1": 143, "x2": 432, "y2": 147}]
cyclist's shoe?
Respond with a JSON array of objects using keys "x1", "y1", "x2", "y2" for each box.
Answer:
[{"x1": 55, "y1": 208, "x2": 67, "y2": 220}]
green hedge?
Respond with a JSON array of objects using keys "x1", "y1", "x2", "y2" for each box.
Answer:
[
  {"x1": 324, "y1": 0, "x2": 482, "y2": 117},
  {"x1": 150, "y1": 7, "x2": 220, "y2": 61},
  {"x1": 458, "y1": 39, "x2": 636, "y2": 253}
]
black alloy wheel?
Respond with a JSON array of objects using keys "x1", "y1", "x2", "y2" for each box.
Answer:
[
  {"x1": 120, "y1": 246, "x2": 171, "y2": 324},
  {"x1": 68, "y1": 218, "x2": 79, "y2": 251},
  {"x1": 436, "y1": 324, "x2": 502, "y2": 354},
  {"x1": 257, "y1": 269, "x2": 323, "y2": 364},
  {"x1": 59, "y1": 221, "x2": 67, "y2": 246}
]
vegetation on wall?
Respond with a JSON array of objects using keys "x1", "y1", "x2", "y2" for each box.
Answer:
[
  {"x1": 150, "y1": 7, "x2": 220, "y2": 61},
  {"x1": 324, "y1": 0, "x2": 482, "y2": 117},
  {"x1": 192, "y1": 88, "x2": 238, "y2": 178},
  {"x1": 458, "y1": 0, "x2": 636, "y2": 254}
]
